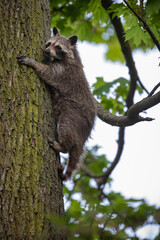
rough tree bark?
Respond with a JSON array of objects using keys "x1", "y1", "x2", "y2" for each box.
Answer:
[{"x1": 0, "y1": 1, "x2": 65, "y2": 239}]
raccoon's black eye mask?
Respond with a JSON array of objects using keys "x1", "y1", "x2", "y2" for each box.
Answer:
[
  {"x1": 45, "y1": 42, "x2": 51, "y2": 48},
  {"x1": 55, "y1": 45, "x2": 62, "y2": 51}
]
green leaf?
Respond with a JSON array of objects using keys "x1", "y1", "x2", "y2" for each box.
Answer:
[
  {"x1": 84, "y1": 147, "x2": 109, "y2": 175},
  {"x1": 93, "y1": 77, "x2": 130, "y2": 114},
  {"x1": 88, "y1": 0, "x2": 109, "y2": 23},
  {"x1": 125, "y1": 26, "x2": 150, "y2": 47},
  {"x1": 75, "y1": 21, "x2": 93, "y2": 41},
  {"x1": 146, "y1": 0, "x2": 160, "y2": 15},
  {"x1": 92, "y1": 77, "x2": 106, "y2": 93},
  {"x1": 88, "y1": 0, "x2": 101, "y2": 14},
  {"x1": 68, "y1": 200, "x2": 82, "y2": 219},
  {"x1": 106, "y1": 35, "x2": 125, "y2": 63},
  {"x1": 93, "y1": 77, "x2": 129, "y2": 97},
  {"x1": 125, "y1": 14, "x2": 138, "y2": 27},
  {"x1": 108, "y1": 3, "x2": 128, "y2": 18}
]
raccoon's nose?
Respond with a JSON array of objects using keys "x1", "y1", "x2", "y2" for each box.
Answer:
[{"x1": 44, "y1": 48, "x2": 50, "y2": 55}]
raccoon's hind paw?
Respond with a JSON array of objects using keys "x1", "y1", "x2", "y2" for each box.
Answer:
[
  {"x1": 48, "y1": 138, "x2": 68, "y2": 153},
  {"x1": 48, "y1": 138, "x2": 60, "y2": 152},
  {"x1": 58, "y1": 165, "x2": 66, "y2": 181},
  {"x1": 58, "y1": 165, "x2": 72, "y2": 181}
]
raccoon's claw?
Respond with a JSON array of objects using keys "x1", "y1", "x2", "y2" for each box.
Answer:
[
  {"x1": 58, "y1": 164, "x2": 64, "y2": 173},
  {"x1": 17, "y1": 55, "x2": 31, "y2": 65},
  {"x1": 58, "y1": 165, "x2": 66, "y2": 181},
  {"x1": 48, "y1": 138, "x2": 56, "y2": 150},
  {"x1": 17, "y1": 55, "x2": 27, "y2": 63},
  {"x1": 17, "y1": 55, "x2": 26, "y2": 59},
  {"x1": 58, "y1": 165, "x2": 72, "y2": 181},
  {"x1": 48, "y1": 137, "x2": 54, "y2": 144}
]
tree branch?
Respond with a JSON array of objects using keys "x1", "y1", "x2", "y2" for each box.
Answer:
[
  {"x1": 123, "y1": 0, "x2": 160, "y2": 51},
  {"x1": 52, "y1": 6, "x2": 65, "y2": 12},
  {"x1": 79, "y1": 128, "x2": 125, "y2": 186},
  {"x1": 140, "y1": 0, "x2": 145, "y2": 19},
  {"x1": 127, "y1": 90, "x2": 160, "y2": 119},
  {"x1": 101, "y1": 0, "x2": 148, "y2": 107},
  {"x1": 98, "y1": 127, "x2": 125, "y2": 186},
  {"x1": 95, "y1": 93, "x2": 156, "y2": 127},
  {"x1": 148, "y1": 82, "x2": 160, "y2": 97}
]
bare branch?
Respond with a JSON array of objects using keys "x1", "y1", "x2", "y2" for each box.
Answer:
[
  {"x1": 127, "y1": 90, "x2": 160, "y2": 119},
  {"x1": 80, "y1": 163, "x2": 97, "y2": 178},
  {"x1": 123, "y1": 0, "x2": 160, "y2": 51},
  {"x1": 95, "y1": 96, "x2": 155, "y2": 127},
  {"x1": 98, "y1": 127, "x2": 125, "y2": 186},
  {"x1": 96, "y1": 83, "x2": 160, "y2": 126},
  {"x1": 140, "y1": 0, "x2": 145, "y2": 19},
  {"x1": 138, "y1": 80, "x2": 149, "y2": 95},
  {"x1": 148, "y1": 82, "x2": 160, "y2": 97},
  {"x1": 52, "y1": 6, "x2": 64, "y2": 12}
]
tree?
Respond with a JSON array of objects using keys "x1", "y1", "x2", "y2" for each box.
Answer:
[
  {"x1": 0, "y1": 1, "x2": 65, "y2": 239},
  {"x1": 0, "y1": 0, "x2": 160, "y2": 239}
]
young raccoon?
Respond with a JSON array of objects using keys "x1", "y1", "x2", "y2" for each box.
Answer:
[{"x1": 18, "y1": 27, "x2": 96, "y2": 180}]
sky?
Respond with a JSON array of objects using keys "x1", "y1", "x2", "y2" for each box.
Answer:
[{"x1": 77, "y1": 42, "x2": 160, "y2": 208}]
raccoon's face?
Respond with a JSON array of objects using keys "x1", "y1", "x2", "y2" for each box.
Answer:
[{"x1": 44, "y1": 27, "x2": 78, "y2": 62}]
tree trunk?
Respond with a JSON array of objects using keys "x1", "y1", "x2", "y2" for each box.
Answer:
[{"x1": 0, "y1": 1, "x2": 65, "y2": 239}]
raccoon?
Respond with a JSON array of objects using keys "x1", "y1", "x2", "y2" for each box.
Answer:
[{"x1": 17, "y1": 27, "x2": 96, "y2": 180}]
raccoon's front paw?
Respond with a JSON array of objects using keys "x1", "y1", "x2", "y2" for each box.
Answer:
[{"x1": 17, "y1": 55, "x2": 30, "y2": 65}]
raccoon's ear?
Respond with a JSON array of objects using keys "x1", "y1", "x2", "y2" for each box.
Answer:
[
  {"x1": 68, "y1": 35, "x2": 78, "y2": 46},
  {"x1": 53, "y1": 27, "x2": 60, "y2": 36}
]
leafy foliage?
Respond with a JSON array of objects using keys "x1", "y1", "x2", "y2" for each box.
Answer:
[
  {"x1": 93, "y1": 77, "x2": 142, "y2": 115},
  {"x1": 51, "y1": 0, "x2": 160, "y2": 61},
  {"x1": 61, "y1": 146, "x2": 160, "y2": 240}
]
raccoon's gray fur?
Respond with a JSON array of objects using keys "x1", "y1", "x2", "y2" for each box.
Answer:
[{"x1": 18, "y1": 27, "x2": 96, "y2": 180}]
